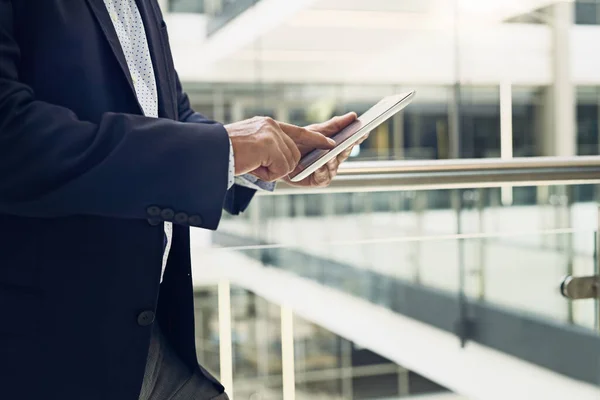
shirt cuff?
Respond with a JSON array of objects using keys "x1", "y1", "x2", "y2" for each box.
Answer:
[
  {"x1": 227, "y1": 139, "x2": 235, "y2": 190},
  {"x1": 228, "y1": 139, "x2": 276, "y2": 192},
  {"x1": 235, "y1": 174, "x2": 276, "y2": 192}
]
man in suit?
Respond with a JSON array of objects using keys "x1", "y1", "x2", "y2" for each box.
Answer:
[{"x1": 0, "y1": 1, "x2": 359, "y2": 399}]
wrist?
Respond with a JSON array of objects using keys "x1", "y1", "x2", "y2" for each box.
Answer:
[{"x1": 228, "y1": 134, "x2": 259, "y2": 176}]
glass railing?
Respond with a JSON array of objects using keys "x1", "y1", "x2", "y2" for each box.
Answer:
[
  {"x1": 192, "y1": 156, "x2": 600, "y2": 398},
  {"x1": 215, "y1": 188, "x2": 599, "y2": 324}
]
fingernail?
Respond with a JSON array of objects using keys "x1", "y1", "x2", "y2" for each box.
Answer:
[{"x1": 327, "y1": 138, "x2": 336, "y2": 146}]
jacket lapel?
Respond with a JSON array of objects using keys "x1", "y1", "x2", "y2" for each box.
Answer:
[
  {"x1": 85, "y1": 0, "x2": 144, "y2": 114},
  {"x1": 134, "y1": 0, "x2": 178, "y2": 119}
]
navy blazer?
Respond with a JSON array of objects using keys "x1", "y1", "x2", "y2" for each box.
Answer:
[{"x1": 0, "y1": 0, "x2": 254, "y2": 398}]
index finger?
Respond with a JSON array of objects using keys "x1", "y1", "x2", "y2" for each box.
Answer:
[
  {"x1": 278, "y1": 122, "x2": 336, "y2": 149},
  {"x1": 305, "y1": 112, "x2": 358, "y2": 137}
]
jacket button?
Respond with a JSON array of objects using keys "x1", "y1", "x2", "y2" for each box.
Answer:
[
  {"x1": 137, "y1": 311, "x2": 155, "y2": 327},
  {"x1": 147, "y1": 218, "x2": 162, "y2": 226},
  {"x1": 147, "y1": 206, "x2": 161, "y2": 217},
  {"x1": 188, "y1": 215, "x2": 203, "y2": 227},
  {"x1": 161, "y1": 208, "x2": 175, "y2": 221},
  {"x1": 174, "y1": 212, "x2": 188, "y2": 224}
]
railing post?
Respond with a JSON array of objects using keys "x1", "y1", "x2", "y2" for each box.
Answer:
[
  {"x1": 454, "y1": 190, "x2": 475, "y2": 347},
  {"x1": 412, "y1": 191, "x2": 425, "y2": 284},
  {"x1": 398, "y1": 367, "x2": 410, "y2": 397},
  {"x1": 476, "y1": 187, "x2": 486, "y2": 300},
  {"x1": 500, "y1": 81, "x2": 514, "y2": 207},
  {"x1": 281, "y1": 305, "x2": 296, "y2": 400},
  {"x1": 596, "y1": 205, "x2": 600, "y2": 333},
  {"x1": 218, "y1": 280, "x2": 234, "y2": 398},
  {"x1": 341, "y1": 339, "x2": 354, "y2": 399},
  {"x1": 566, "y1": 186, "x2": 574, "y2": 324}
]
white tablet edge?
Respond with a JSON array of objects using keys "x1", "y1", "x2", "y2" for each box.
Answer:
[{"x1": 289, "y1": 91, "x2": 416, "y2": 182}]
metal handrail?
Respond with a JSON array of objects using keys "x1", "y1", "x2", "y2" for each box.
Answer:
[{"x1": 268, "y1": 156, "x2": 600, "y2": 195}]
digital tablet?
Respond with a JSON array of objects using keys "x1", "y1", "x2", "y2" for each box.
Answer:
[{"x1": 288, "y1": 91, "x2": 416, "y2": 182}]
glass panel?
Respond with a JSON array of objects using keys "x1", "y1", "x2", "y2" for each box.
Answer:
[
  {"x1": 213, "y1": 184, "x2": 600, "y2": 335},
  {"x1": 198, "y1": 227, "x2": 599, "y2": 391},
  {"x1": 195, "y1": 182, "x2": 600, "y2": 396},
  {"x1": 219, "y1": 185, "x2": 598, "y2": 242},
  {"x1": 219, "y1": 230, "x2": 595, "y2": 329}
]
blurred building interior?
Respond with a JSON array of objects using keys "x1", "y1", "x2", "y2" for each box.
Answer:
[{"x1": 156, "y1": 1, "x2": 600, "y2": 399}]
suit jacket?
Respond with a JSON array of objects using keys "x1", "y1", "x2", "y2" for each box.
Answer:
[{"x1": 0, "y1": 1, "x2": 255, "y2": 398}]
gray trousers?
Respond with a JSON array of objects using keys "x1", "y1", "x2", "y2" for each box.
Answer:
[{"x1": 138, "y1": 324, "x2": 229, "y2": 400}]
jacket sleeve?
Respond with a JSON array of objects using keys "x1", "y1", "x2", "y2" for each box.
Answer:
[
  {"x1": 0, "y1": 3, "x2": 229, "y2": 230},
  {"x1": 175, "y1": 73, "x2": 256, "y2": 216}
]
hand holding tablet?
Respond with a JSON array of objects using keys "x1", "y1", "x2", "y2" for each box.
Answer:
[{"x1": 288, "y1": 91, "x2": 416, "y2": 182}]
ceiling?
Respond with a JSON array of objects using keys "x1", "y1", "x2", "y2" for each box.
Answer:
[{"x1": 168, "y1": 0, "x2": 565, "y2": 84}]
